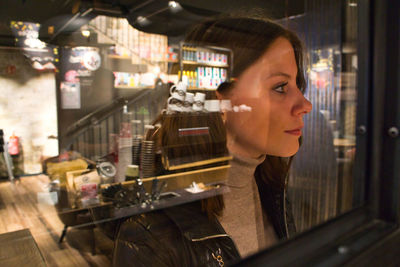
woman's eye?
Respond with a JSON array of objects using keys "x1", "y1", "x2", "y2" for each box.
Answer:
[{"x1": 273, "y1": 82, "x2": 288, "y2": 93}]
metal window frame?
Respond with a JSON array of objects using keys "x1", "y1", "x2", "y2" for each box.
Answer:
[{"x1": 235, "y1": 0, "x2": 400, "y2": 265}]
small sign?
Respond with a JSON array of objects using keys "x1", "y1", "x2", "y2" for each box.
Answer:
[
  {"x1": 68, "y1": 47, "x2": 101, "y2": 74},
  {"x1": 60, "y1": 82, "x2": 81, "y2": 109},
  {"x1": 178, "y1": 127, "x2": 210, "y2": 137}
]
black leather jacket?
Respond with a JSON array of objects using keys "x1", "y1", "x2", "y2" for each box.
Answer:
[
  {"x1": 113, "y1": 177, "x2": 296, "y2": 266},
  {"x1": 113, "y1": 202, "x2": 240, "y2": 267}
]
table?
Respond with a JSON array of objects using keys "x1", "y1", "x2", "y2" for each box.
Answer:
[
  {"x1": 113, "y1": 183, "x2": 229, "y2": 218},
  {"x1": 62, "y1": 183, "x2": 229, "y2": 228}
]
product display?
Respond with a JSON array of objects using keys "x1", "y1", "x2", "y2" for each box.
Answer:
[{"x1": 179, "y1": 43, "x2": 231, "y2": 90}]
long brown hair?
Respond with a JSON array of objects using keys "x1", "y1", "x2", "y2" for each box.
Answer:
[
  {"x1": 148, "y1": 111, "x2": 227, "y2": 219},
  {"x1": 185, "y1": 16, "x2": 306, "y2": 92},
  {"x1": 184, "y1": 16, "x2": 307, "y2": 218}
]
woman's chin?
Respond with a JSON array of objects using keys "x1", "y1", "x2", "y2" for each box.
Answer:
[
  {"x1": 283, "y1": 150, "x2": 298, "y2": 157},
  {"x1": 267, "y1": 145, "x2": 299, "y2": 157}
]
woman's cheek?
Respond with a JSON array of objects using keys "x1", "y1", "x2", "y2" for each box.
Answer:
[{"x1": 232, "y1": 111, "x2": 251, "y2": 129}]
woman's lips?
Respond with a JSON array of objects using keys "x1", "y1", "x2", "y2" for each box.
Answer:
[{"x1": 284, "y1": 129, "x2": 302, "y2": 136}]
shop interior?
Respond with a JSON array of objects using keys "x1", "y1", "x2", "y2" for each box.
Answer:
[{"x1": 0, "y1": 0, "x2": 375, "y2": 266}]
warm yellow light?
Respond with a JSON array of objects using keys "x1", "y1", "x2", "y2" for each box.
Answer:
[
  {"x1": 168, "y1": 1, "x2": 178, "y2": 8},
  {"x1": 81, "y1": 30, "x2": 90, "y2": 37}
]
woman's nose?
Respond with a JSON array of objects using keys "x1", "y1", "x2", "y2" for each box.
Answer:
[{"x1": 293, "y1": 93, "x2": 312, "y2": 116}]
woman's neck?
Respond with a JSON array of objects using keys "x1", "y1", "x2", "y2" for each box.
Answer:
[{"x1": 227, "y1": 134, "x2": 264, "y2": 159}]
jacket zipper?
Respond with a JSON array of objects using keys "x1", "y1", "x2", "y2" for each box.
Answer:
[
  {"x1": 191, "y1": 235, "x2": 231, "y2": 266},
  {"x1": 212, "y1": 248, "x2": 224, "y2": 267}
]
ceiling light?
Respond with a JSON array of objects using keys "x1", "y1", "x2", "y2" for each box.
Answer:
[
  {"x1": 169, "y1": 1, "x2": 177, "y2": 8},
  {"x1": 168, "y1": 1, "x2": 182, "y2": 13},
  {"x1": 349, "y1": 2, "x2": 357, "y2": 7},
  {"x1": 136, "y1": 16, "x2": 151, "y2": 27}
]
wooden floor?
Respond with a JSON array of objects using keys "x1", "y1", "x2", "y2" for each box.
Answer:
[{"x1": 0, "y1": 175, "x2": 111, "y2": 267}]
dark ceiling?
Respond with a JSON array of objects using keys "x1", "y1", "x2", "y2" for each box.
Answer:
[{"x1": 0, "y1": 0, "x2": 305, "y2": 45}]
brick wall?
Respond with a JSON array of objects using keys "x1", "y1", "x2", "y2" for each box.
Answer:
[{"x1": 0, "y1": 49, "x2": 58, "y2": 174}]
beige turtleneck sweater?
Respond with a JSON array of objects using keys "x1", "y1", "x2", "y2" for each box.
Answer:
[{"x1": 218, "y1": 153, "x2": 277, "y2": 258}]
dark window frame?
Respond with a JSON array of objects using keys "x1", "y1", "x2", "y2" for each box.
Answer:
[{"x1": 236, "y1": 0, "x2": 400, "y2": 265}]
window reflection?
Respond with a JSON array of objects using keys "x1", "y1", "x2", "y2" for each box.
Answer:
[
  {"x1": 288, "y1": 0, "x2": 358, "y2": 231},
  {"x1": 0, "y1": 0, "x2": 360, "y2": 266}
]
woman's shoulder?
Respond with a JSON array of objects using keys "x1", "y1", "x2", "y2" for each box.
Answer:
[
  {"x1": 117, "y1": 209, "x2": 177, "y2": 242},
  {"x1": 116, "y1": 201, "x2": 217, "y2": 242},
  {"x1": 114, "y1": 201, "x2": 240, "y2": 266},
  {"x1": 113, "y1": 207, "x2": 183, "y2": 267}
]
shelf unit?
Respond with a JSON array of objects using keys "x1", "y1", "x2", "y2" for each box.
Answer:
[
  {"x1": 178, "y1": 42, "x2": 233, "y2": 91},
  {"x1": 107, "y1": 52, "x2": 178, "y2": 89},
  {"x1": 106, "y1": 43, "x2": 232, "y2": 91}
]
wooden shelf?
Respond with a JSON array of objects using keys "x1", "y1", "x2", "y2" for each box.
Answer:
[
  {"x1": 107, "y1": 54, "x2": 131, "y2": 59},
  {"x1": 108, "y1": 54, "x2": 178, "y2": 64},
  {"x1": 182, "y1": 60, "x2": 229, "y2": 68},
  {"x1": 114, "y1": 85, "x2": 152, "y2": 89},
  {"x1": 144, "y1": 59, "x2": 179, "y2": 63}
]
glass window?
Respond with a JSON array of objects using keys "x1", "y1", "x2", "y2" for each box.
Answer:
[
  {"x1": 0, "y1": 0, "x2": 364, "y2": 266},
  {"x1": 287, "y1": 0, "x2": 359, "y2": 232}
]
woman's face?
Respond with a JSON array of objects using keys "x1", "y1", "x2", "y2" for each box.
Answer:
[{"x1": 225, "y1": 37, "x2": 312, "y2": 158}]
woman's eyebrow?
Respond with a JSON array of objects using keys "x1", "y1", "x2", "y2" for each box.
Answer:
[{"x1": 267, "y1": 72, "x2": 291, "y2": 79}]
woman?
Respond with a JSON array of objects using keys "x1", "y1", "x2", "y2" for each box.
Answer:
[{"x1": 113, "y1": 16, "x2": 312, "y2": 266}]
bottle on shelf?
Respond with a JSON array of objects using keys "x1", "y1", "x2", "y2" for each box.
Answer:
[
  {"x1": 191, "y1": 46, "x2": 197, "y2": 61},
  {"x1": 182, "y1": 71, "x2": 188, "y2": 86},
  {"x1": 194, "y1": 71, "x2": 198, "y2": 89},
  {"x1": 198, "y1": 67, "x2": 204, "y2": 88},
  {"x1": 182, "y1": 45, "x2": 187, "y2": 61},
  {"x1": 196, "y1": 49, "x2": 201, "y2": 63},
  {"x1": 190, "y1": 71, "x2": 195, "y2": 88}
]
